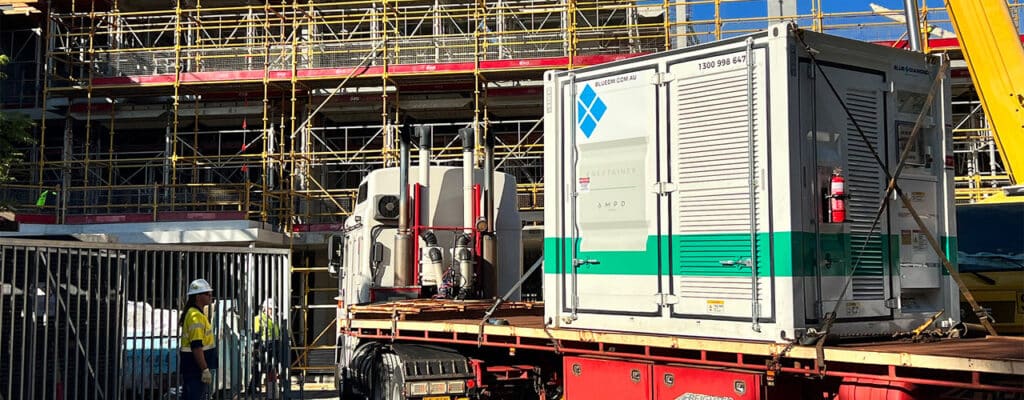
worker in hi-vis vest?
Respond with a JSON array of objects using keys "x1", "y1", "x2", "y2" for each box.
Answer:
[
  {"x1": 178, "y1": 279, "x2": 218, "y2": 400},
  {"x1": 251, "y1": 298, "x2": 282, "y2": 395},
  {"x1": 35, "y1": 185, "x2": 59, "y2": 208}
]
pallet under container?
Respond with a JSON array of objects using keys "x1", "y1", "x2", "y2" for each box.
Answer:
[{"x1": 341, "y1": 300, "x2": 1024, "y2": 400}]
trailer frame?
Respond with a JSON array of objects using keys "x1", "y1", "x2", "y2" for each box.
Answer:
[{"x1": 340, "y1": 303, "x2": 1024, "y2": 395}]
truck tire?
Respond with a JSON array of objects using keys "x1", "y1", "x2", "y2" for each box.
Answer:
[
  {"x1": 336, "y1": 365, "x2": 349, "y2": 398},
  {"x1": 373, "y1": 352, "x2": 405, "y2": 400}
]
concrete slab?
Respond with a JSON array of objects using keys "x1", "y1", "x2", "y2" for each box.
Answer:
[{"x1": 0, "y1": 219, "x2": 289, "y2": 246}]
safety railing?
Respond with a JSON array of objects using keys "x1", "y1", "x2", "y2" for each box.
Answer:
[
  {"x1": 952, "y1": 123, "x2": 1014, "y2": 203},
  {"x1": 0, "y1": 183, "x2": 265, "y2": 222},
  {"x1": 0, "y1": 184, "x2": 61, "y2": 216},
  {"x1": 517, "y1": 182, "x2": 544, "y2": 211},
  {"x1": 65, "y1": 183, "x2": 252, "y2": 214},
  {"x1": 0, "y1": 238, "x2": 292, "y2": 400},
  {"x1": 955, "y1": 175, "x2": 1014, "y2": 204},
  {"x1": 1, "y1": 178, "x2": 544, "y2": 227},
  {"x1": 292, "y1": 188, "x2": 359, "y2": 224}
]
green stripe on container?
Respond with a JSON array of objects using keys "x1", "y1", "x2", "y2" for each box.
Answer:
[
  {"x1": 544, "y1": 233, "x2": 796, "y2": 277},
  {"x1": 542, "y1": 235, "x2": 665, "y2": 275},
  {"x1": 941, "y1": 235, "x2": 958, "y2": 275},
  {"x1": 543, "y1": 232, "x2": 954, "y2": 277}
]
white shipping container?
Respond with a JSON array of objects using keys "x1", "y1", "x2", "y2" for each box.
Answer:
[{"x1": 543, "y1": 23, "x2": 958, "y2": 342}]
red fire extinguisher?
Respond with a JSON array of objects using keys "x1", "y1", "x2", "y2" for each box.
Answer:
[{"x1": 829, "y1": 168, "x2": 846, "y2": 223}]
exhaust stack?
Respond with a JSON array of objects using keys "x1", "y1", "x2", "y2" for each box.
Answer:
[
  {"x1": 459, "y1": 126, "x2": 476, "y2": 296},
  {"x1": 417, "y1": 126, "x2": 431, "y2": 228},
  {"x1": 903, "y1": 0, "x2": 923, "y2": 52},
  {"x1": 482, "y1": 126, "x2": 498, "y2": 298},
  {"x1": 394, "y1": 123, "x2": 413, "y2": 286},
  {"x1": 460, "y1": 127, "x2": 475, "y2": 237}
]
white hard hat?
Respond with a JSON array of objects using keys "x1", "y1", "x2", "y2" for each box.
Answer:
[
  {"x1": 187, "y1": 279, "x2": 213, "y2": 296},
  {"x1": 262, "y1": 298, "x2": 276, "y2": 310}
]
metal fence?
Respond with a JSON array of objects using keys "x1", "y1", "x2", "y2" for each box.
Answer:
[{"x1": 0, "y1": 238, "x2": 292, "y2": 400}]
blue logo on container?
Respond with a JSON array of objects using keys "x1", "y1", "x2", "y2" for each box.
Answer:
[{"x1": 576, "y1": 84, "x2": 607, "y2": 138}]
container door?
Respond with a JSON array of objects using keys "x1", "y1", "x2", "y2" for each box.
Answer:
[
  {"x1": 802, "y1": 62, "x2": 894, "y2": 320},
  {"x1": 565, "y1": 67, "x2": 663, "y2": 315},
  {"x1": 665, "y1": 45, "x2": 773, "y2": 323}
]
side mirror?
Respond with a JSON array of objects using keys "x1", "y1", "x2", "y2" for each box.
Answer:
[{"x1": 327, "y1": 235, "x2": 344, "y2": 276}]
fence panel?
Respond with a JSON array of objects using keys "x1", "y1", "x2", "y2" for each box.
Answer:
[{"x1": 0, "y1": 238, "x2": 291, "y2": 400}]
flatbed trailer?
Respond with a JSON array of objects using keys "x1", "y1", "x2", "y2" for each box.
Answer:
[
  {"x1": 341, "y1": 300, "x2": 1024, "y2": 399},
  {"x1": 333, "y1": 24, "x2": 1024, "y2": 400}
]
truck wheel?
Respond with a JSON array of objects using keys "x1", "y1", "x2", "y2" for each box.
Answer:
[
  {"x1": 373, "y1": 352, "x2": 405, "y2": 400},
  {"x1": 336, "y1": 365, "x2": 346, "y2": 398}
]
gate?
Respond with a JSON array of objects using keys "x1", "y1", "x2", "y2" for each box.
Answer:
[{"x1": 0, "y1": 238, "x2": 291, "y2": 400}]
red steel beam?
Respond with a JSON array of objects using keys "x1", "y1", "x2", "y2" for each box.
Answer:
[
  {"x1": 89, "y1": 54, "x2": 642, "y2": 87},
  {"x1": 875, "y1": 34, "x2": 1024, "y2": 50}
]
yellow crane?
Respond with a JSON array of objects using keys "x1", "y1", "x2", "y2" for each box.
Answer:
[
  {"x1": 944, "y1": 0, "x2": 1024, "y2": 334},
  {"x1": 945, "y1": 0, "x2": 1024, "y2": 203}
]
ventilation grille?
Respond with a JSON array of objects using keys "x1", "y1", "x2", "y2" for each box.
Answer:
[
  {"x1": 674, "y1": 64, "x2": 765, "y2": 302},
  {"x1": 844, "y1": 89, "x2": 886, "y2": 300},
  {"x1": 675, "y1": 69, "x2": 759, "y2": 234}
]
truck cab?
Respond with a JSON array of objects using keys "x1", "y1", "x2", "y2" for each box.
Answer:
[{"x1": 331, "y1": 165, "x2": 522, "y2": 397}]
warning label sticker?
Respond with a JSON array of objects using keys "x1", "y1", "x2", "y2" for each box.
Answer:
[{"x1": 578, "y1": 177, "x2": 590, "y2": 192}]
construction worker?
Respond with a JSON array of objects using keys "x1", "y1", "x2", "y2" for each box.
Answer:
[
  {"x1": 251, "y1": 298, "x2": 282, "y2": 395},
  {"x1": 178, "y1": 279, "x2": 218, "y2": 400},
  {"x1": 35, "y1": 185, "x2": 58, "y2": 208}
]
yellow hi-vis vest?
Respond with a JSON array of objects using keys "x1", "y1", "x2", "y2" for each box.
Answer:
[
  {"x1": 179, "y1": 306, "x2": 218, "y2": 374},
  {"x1": 180, "y1": 307, "x2": 216, "y2": 351},
  {"x1": 254, "y1": 313, "x2": 281, "y2": 340}
]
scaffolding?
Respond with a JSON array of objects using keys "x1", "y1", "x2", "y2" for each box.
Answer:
[
  {"x1": 2, "y1": 0, "x2": 1022, "y2": 378},
  {"x1": 952, "y1": 103, "x2": 1014, "y2": 203},
  {"x1": 15, "y1": 0, "x2": 1017, "y2": 221}
]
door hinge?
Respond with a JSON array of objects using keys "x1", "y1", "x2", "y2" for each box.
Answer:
[
  {"x1": 884, "y1": 297, "x2": 900, "y2": 309},
  {"x1": 650, "y1": 72, "x2": 675, "y2": 86},
  {"x1": 652, "y1": 181, "x2": 677, "y2": 196},
  {"x1": 655, "y1": 293, "x2": 679, "y2": 307}
]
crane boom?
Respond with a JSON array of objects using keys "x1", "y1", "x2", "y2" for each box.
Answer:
[{"x1": 945, "y1": 0, "x2": 1024, "y2": 190}]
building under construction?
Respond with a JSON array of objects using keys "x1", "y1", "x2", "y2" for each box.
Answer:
[{"x1": 1, "y1": 0, "x2": 1021, "y2": 381}]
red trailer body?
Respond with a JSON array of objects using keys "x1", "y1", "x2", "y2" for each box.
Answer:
[
  {"x1": 340, "y1": 301, "x2": 1024, "y2": 400},
  {"x1": 563, "y1": 356, "x2": 653, "y2": 400},
  {"x1": 654, "y1": 365, "x2": 762, "y2": 400}
]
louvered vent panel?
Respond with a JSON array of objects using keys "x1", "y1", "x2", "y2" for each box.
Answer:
[
  {"x1": 844, "y1": 89, "x2": 886, "y2": 300},
  {"x1": 676, "y1": 71, "x2": 757, "y2": 233},
  {"x1": 675, "y1": 67, "x2": 762, "y2": 300}
]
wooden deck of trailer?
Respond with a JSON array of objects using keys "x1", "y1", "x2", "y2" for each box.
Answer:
[{"x1": 341, "y1": 299, "x2": 1024, "y2": 390}]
